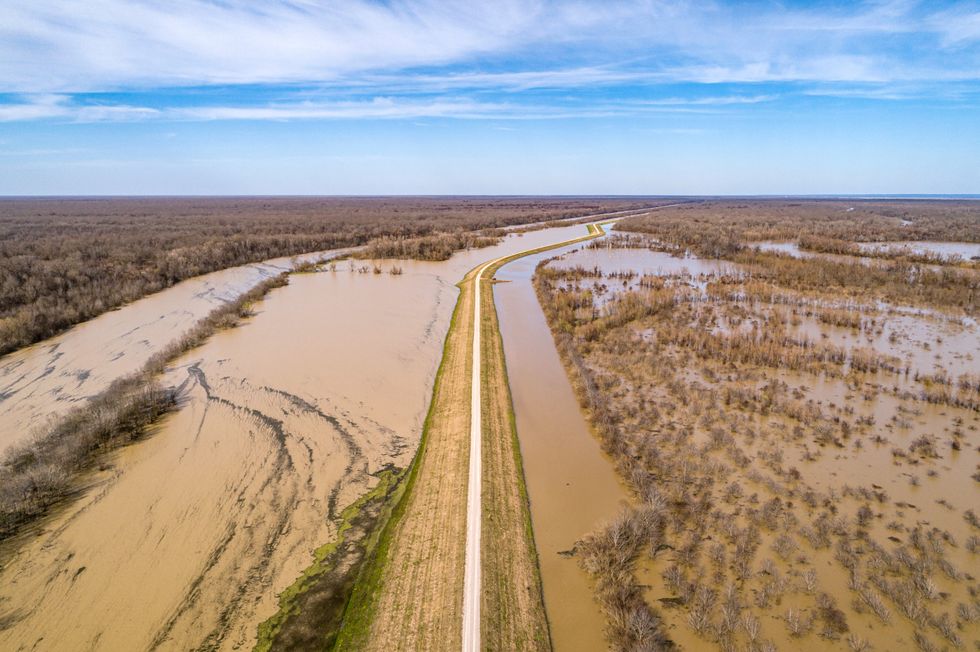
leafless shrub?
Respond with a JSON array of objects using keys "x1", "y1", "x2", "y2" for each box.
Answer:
[
  {"x1": 577, "y1": 508, "x2": 673, "y2": 650},
  {"x1": 802, "y1": 568, "x2": 817, "y2": 594},
  {"x1": 784, "y1": 607, "x2": 812, "y2": 637},
  {"x1": 929, "y1": 612, "x2": 962, "y2": 648},
  {"x1": 742, "y1": 612, "x2": 761, "y2": 642},
  {"x1": 858, "y1": 587, "x2": 891, "y2": 624},
  {"x1": 816, "y1": 592, "x2": 849, "y2": 638},
  {"x1": 772, "y1": 533, "x2": 797, "y2": 561},
  {"x1": 913, "y1": 631, "x2": 938, "y2": 652},
  {"x1": 687, "y1": 584, "x2": 717, "y2": 636}
]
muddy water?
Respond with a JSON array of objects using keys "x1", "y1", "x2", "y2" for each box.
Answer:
[
  {"x1": 0, "y1": 249, "x2": 343, "y2": 457},
  {"x1": 790, "y1": 310, "x2": 978, "y2": 379},
  {"x1": 495, "y1": 246, "x2": 629, "y2": 652},
  {"x1": 0, "y1": 265, "x2": 447, "y2": 651},
  {"x1": 0, "y1": 222, "x2": 598, "y2": 651},
  {"x1": 555, "y1": 245, "x2": 737, "y2": 278},
  {"x1": 536, "y1": 241, "x2": 980, "y2": 650},
  {"x1": 859, "y1": 240, "x2": 980, "y2": 259},
  {"x1": 0, "y1": 218, "x2": 597, "y2": 459}
]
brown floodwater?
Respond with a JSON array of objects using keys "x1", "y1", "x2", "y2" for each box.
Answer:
[
  {"x1": 790, "y1": 310, "x2": 978, "y2": 380},
  {"x1": 555, "y1": 244, "x2": 737, "y2": 278},
  {"x1": 494, "y1": 245, "x2": 630, "y2": 652},
  {"x1": 0, "y1": 249, "x2": 344, "y2": 458},
  {"x1": 0, "y1": 222, "x2": 598, "y2": 651}
]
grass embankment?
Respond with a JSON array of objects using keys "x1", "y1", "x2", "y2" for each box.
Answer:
[
  {"x1": 476, "y1": 222, "x2": 613, "y2": 650},
  {"x1": 479, "y1": 262, "x2": 551, "y2": 651},
  {"x1": 330, "y1": 222, "x2": 608, "y2": 650},
  {"x1": 0, "y1": 271, "x2": 292, "y2": 543},
  {"x1": 475, "y1": 223, "x2": 614, "y2": 648},
  {"x1": 254, "y1": 468, "x2": 402, "y2": 651},
  {"x1": 334, "y1": 269, "x2": 475, "y2": 650}
]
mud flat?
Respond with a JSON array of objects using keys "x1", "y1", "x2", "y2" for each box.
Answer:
[
  {"x1": 0, "y1": 249, "x2": 341, "y2": 457},
  {"x1": 0, "y1": 222, "x2": 600, "y2": 651},
  {"x1": 495, "y1": 245, "x2": 629, "y2": 651}
]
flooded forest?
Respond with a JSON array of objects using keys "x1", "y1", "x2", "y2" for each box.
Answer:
[
  {"x1": 0, "y1": 197, "x2": 977, "y2": 652},
  {"x1": 531, "y1": 200, "x2": 980, "y2": 651}
]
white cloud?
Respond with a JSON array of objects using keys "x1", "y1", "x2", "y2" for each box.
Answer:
[
  {"x1": 0, "y1": 93, "x2": 783, "y2": 123},
  {"x1": 633, "y1": 95, "x2": 776, "y2": 106},
  {"x1": 0, "y1": 0, "x2": 977, "y2": 101},
  {"x1": 927, "y1": 4, "x2": 980, "y2": 45},
  {"x1": 0, "y1": 94, "x2": 158, "y2": 122},
  {"x1": 174, "y1": 98, "x2": 514, "y2": 121},
  {"x1": 0, "y1": 94, "x2": 68, "y2": 121},
  {"x1": 0, "y1": 0, "x2": 535, "y2": 91}
]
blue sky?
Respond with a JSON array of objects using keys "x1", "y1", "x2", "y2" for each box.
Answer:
[{"x1": 1, "y1": 0, "x2": 978, "y2": 195}]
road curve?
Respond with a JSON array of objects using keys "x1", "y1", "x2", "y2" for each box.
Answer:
[
  {"x1": 463, "y1": 224, "x2": 605, "y2": 651},
  {"x1": 462, "y1": 204, "x2": 687, "y2": 651},
  {"x1": 462, "y1": 256, "x2": 489, "y2": 652}
]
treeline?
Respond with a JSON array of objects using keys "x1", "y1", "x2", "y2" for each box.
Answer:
[
  {"x1": 618, "y1": 199, "x2": 980, "y2": 254},
  {"x1": 354, "y1": 230, "x2": 502, "y2": 261},
  {"x1": 798, "y1": 235, "x2": 979, "y2": 267},
  {"x1": 731, "y1": 251, "x2": 979, "y2": 315},
  {"x1": 0, "y1": 273, "x2": 289, "y2": 541},
  {"x1": 0, "y1": 197, "x2": 654, "y2": 355}
]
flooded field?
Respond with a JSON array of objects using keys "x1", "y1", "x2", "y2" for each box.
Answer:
[
  {"x1": 534, "y1": 235, "x2": 980, "y2": 650},
  {"x1": 0, "y1": 222, "x2": 596, "y2": 651},
  {"x1": 858, "y1": 241, "x2": 980, "y2": 260},
  {"x1": 0, "y1": 249, "x2": 341, "y2": 457},
  {"x1": 752, "y1": 241, "x2": 810, "y2": 258},
  {"x1": 754, "y1": 240, "x2": 980, "y2": 266}
]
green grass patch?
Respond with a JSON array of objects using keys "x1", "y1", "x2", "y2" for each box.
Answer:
[{"x1": 329, "y1": 277, "x2": 470, "y2": 650}]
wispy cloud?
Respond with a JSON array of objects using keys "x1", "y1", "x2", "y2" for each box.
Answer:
[
  {"x1": 634, "y1": 95, "x2": 777, "y2": 106},
  {"x1": 0, "y1": 1, "x2": 978, "y2": 123},
  {"x1": 0, "y1": 1, "x2": 531, "y2": 91},
  {"x1": 3, "y1": 1, "x2": 979, "y2": 91},
  {"x1": 0, "y1": 93, "x2": 777, "y2": 123},
  {"x1": 0, "y1": 94, "x2": 158, "y2": 122}
]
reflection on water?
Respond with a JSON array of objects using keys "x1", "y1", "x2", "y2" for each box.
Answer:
[
  {"x1": 755, "y1": 239, "x2": 980, "y2": 264},
  {"x1": 858, "y1": 241, "x2": 980, "y2": 260}
]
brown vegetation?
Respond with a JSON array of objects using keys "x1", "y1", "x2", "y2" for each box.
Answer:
[
  {"x1": 617, "y1": 199, "x2": 980, "y2": 255},
  {"x1": 799, "y1": 234, "x2": 980, "y2": 268},
  {"x1": 0, "y1": 196, "x2": 652, "y2": 354},
  {"x1": 355, "y1": 230, "x2": 503, "y2": 261},
  {"x1": 533, "y1": 205, "x2": 980, "y2": 650}
]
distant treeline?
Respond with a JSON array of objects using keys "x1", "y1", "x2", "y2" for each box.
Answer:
[
  {"x1": 0, "y1": 197, "x2": 654, "y2": 355},
  {"x1": 618, "y1": 199, "x2": 980, "y2": 258},
  {"x1": 354, "y1": 230, "x2": 503, "y2": 261}
]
